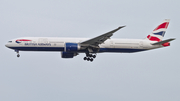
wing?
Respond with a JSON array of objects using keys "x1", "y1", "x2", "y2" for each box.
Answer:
[{"x1": 80, "y1": 26, "x2": 125, "y2": 48}]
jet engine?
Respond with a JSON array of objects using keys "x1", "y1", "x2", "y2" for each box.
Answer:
[
  {"x1": 64, "y1": 43, "x2": 80, "y2": 52},
  {"x1": 61, "y1": 52, "x2": 78, "y2": 58}
]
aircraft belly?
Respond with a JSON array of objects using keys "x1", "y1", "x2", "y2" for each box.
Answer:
[
  {"x1": 98, "y1": 48, "x2": 146, "y2": 53},
  {"x1": 8, "y1": 46, "x2": 64, "y2": 51}
]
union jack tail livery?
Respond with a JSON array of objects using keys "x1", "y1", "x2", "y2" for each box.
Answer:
[{"x1": 147, "y1": 19, "x2": 170, "y2": 41}]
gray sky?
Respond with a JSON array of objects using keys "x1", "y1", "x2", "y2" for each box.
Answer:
[{"x1": 0, "y1": 0, "x2": 179, "y2": 101}]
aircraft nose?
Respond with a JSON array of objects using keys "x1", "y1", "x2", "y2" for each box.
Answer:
[{"x1": 5, "y1": 43, "x2": 9, "y2": 47}]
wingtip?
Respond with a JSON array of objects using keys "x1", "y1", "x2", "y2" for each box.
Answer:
[
  {"x1": 119, "y1": 26, "x2": 126, "y2": 29},
  {"x1": 171, "y1": 38, "x2": 176, "y2": 40}
]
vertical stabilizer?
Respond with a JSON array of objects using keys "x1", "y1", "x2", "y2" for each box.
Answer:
[{"x1": 146, "y1": 19, "x2": 170, "y2": 41}]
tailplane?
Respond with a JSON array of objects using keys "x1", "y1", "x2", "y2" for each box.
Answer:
[
  {"x1": 146, "y1": 19, "x2": 170, "y2": 41},
  {"x1": 151, "y1": 38, "x2": 175, "y2": 47}
]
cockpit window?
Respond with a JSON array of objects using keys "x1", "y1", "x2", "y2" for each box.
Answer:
[{"x1": 8, "y1": 41, "x2": 12, "y2": 43}]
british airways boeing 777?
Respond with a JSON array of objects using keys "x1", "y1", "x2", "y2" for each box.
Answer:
[{"x1": 5, "y1": 19, "x2": 175, "y2": 62}]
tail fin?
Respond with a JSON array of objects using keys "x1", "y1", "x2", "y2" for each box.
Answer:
[{"x1": 146, "y1": 19, "x2": 170, "y2": 41}]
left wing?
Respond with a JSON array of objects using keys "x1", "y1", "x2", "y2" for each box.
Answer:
[{"x1": 80, "y1": 26, "x2": 125, "y2": 48}]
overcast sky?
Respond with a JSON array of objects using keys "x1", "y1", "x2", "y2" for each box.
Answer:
[{"x1": 0, "y1": 0, "x2": 179, "y2": 101}]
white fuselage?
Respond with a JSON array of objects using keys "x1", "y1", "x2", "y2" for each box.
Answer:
[
  {"x1": 5, "y1": 20, "x2": 173, "y2": 61},
  {"x1": 5, "y1": 37, "x2": 162, "y2": 53}
]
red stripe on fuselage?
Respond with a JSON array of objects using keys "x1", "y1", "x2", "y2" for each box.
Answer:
[{"x1": 16, "y1": 39, "x2": 32, "y2": 41}]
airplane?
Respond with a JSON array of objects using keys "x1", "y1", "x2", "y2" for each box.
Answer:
[{"x1": 5, "y1": 19, "x2": 175, "y2": 62}]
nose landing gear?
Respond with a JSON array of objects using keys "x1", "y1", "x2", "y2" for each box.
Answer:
[
  {"x1": 84, "y1": 53, "x2": 96, "y2": 62},
  {"x1": 17, "y1": 54, "x2": 20, "y2": 57},
  {"x1": 15, "y1": 50, "x2": 20, "y2": 57}
]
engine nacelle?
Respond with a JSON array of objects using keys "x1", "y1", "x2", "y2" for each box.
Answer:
[
  {"x1": 64, "y1": 43, "x2": 80, "y2": 52},
  {"x1": 61, "y1": 52, "x2": 78, "y2": 58}
]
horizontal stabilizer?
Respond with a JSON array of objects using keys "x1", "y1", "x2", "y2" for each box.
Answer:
[{"x1": 151, "y1": 38, "x2": 175, "y2": 45}]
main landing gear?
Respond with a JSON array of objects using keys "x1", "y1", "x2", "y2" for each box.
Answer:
[
  {"x1": 83, "y1": 53, "x2": 96, "y2": 62},
  {"x1": 15, "y1": 50, "x2": 20, "y2": 57}
]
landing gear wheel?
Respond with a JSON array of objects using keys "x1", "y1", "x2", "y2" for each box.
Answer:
[
  {"x1": 17, "y1": 54, "x2": 20, "y2": 57},
  {"x1": 15, "y1": 50, "x2": 20, "y2": 58},
  {"x1": 84, "y1": 57, "x2": 87, "y2": 60},
  {"x1": 84, "y1": 53, "x2": 97, "y2": 62},
  {"x1": 87, "y1": 58, "x2": 90, "y2": 61},
  {"x1": 90, "y1": 58, "x2": 93, "y2": 62}
]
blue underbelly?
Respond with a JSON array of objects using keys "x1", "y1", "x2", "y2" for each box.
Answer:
[{"x1": 8, "y1": 47, "x2": 146, "y2": 53}]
